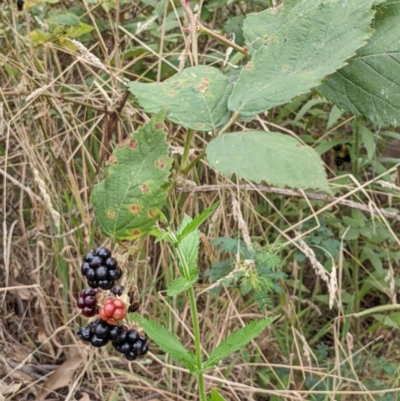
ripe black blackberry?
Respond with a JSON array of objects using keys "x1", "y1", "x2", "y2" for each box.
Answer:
[
  {"x1": 81, "y1": 247, "x2": 122, "y2": 289},
  {"x1": 334, "y1": 156, "x2": 344, "y2": 166},
  {"x1": 112, "y1": 329, "x2": 149, "y2": 361},
  {"x1": 77, "y1": 319, "x2": 111, "y2": 348},
  {"x1": 77, "y1": 288, "x2": 99, "y2": 317}
]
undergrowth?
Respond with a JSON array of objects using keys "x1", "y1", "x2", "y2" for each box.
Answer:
[{"x1": 1, "y1": 0, "x2": 400, "y2": 400}]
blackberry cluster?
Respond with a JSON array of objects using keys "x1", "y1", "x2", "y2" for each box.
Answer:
[
  {"x1": 81, "y1": 247, "x2": 122, "y2": 289},
  {"x1": 77, "y1": 319, "x2": 149, "y2": 360},
  {"x1": 334, "y1": 154, "x2": 351, "y2": 166},
  {"x1": 113, "y1": 328, "x2": 149, "y2": 361},
  {"x1": 333, "y1": 143, "x2": 351, "y2": 166},
  {"x1": 77, "y1": 288, "x2": 99, "y2": 317}
]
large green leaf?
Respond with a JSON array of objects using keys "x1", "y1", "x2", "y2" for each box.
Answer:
[
  {"x1": 202, "y1": 317, "x2": 277, "y2": 371},
  {"x1": 228, "y1": 0, "x2": 374, "y2": 118},
  {"x1": 319, "y1": 3, "x2": 400, "y2": 126},
  {"x1": 130, "y1": 314, "x2": 197, "y2": 372},
  {"x1": 206, "y1": 131, "x2": 331, "y2": 193},
  {"x1": 92, "y1": 110, "x2": 172, "y2": 242},
  {"x1": 129, "y1": 66, "x2": 232, "y2": 131}
]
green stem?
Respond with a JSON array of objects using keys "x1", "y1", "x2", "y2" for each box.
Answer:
[
  {"x1": 198, "y1": 23, "x2": 249, "y2": 57},
  {"x1": 218, "y1": 112, "x2": 239, "y2": 136},
  {"x1": 181, "y1": 129, "x2": 194, "y2": 170},
  {"x1": 172, "y1": 234, "x2": 207, "y2": 400},
  {"x1": 188, "y1": 286, "x2": 207, "y2": 401},
  {"x1": 181, "y1": 150, "x2": 205, "y2": 175}
]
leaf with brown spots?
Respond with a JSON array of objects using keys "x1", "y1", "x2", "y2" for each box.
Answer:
[
  {"x1": 92, "y1": 109, "x2": 172, "y2": 242},
  {"x1": 129, "y1": 66, "x2": 232, "y2": 132}
]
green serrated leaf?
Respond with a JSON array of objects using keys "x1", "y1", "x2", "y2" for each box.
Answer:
[
  {"x1": 177, "y1": 201, "x2": 220, "y2": 243},
  {"x1": 208, "y1": 389, "x2": 227, "y2": 401},
  {"x1": 130, "y1": 314, "x2": 198, "y2": 372},
  {"x1": 206, "y1": 131, "x2": 332, "y2": 193},
  {"x1": 229, "y1": 0, "x2": 374, "y2": 118},
  {"x1": 320, "y1": 3, "x2": 400, "y2": 126},
  {"x1": 92, "y1": 110, "x2": 172, "y2": 242},
  {"x1": 177, "y1": 215, "x2": 200, "y2": 277},
  {"x1": 129, "y1": 66, "x2": 232, "y2": 131},
  {"x1": 202, "y1": 317, "x2": 277, "y2": 371},
  {"x1": 167, "y1": 275, "x2": 199, "y2": 296}
]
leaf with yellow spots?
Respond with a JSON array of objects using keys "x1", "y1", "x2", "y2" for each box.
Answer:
[{"x1": 92, "y1": 110, "x2": 172, "y2": 242}]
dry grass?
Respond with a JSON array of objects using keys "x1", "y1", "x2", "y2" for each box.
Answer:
[{"x1": 1, "y1": 1, "x2": 400, "y2": 400}]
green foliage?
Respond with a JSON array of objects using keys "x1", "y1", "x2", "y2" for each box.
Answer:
[
  {"x1": 228, "y1": 0, "x2": 374, "y2": 118},
  {"x1": 92, "y1": 110, "x2": 172, "y2": 242},
  {"x1": 205, "y1": 238, "x2": 286, "y2": 312},
  {"x1": 208, "y1": 389, "x2": 227, "y2": 401},
  {"x1": 130, "y1": 314, "x2": 198, "y2": 373},
  {"x1": 320, "y1": 2, "x2": 400, "y2": 126},
  {"x1": 129, "y1": 66, "x2": 233, "y2": 131},
  {"x1": 294, "y1": 221, "x2": 340, "y2": 264},
  {"x1": 206, "y1": 131, "x2": 332, "y2": 193},
  {"x1": 202, "y1": 317, "x2": 277, "y2": 370}
]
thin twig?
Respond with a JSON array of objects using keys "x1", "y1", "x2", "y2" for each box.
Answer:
[{"x1": 176, "y1": 184, "x2": 400, "y2": 222}]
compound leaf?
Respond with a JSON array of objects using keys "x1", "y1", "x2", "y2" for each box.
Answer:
[
  {"x1": 130, "y1": 314, "x2": 197, "y2": 372},
  {"x1": 129, "y1": 66, "x2": 232, "y2": 131},
  {"x1": 92, "y1": 110, "x2": 172, "y2": 242},
  {"x1": 229, "y1": 0, "x2": 374, "y2": 118},
  {"x1": 319, "y1": 3, "x2": 400, "y2": 126},
  {"x1": 202, "y1": 317, "x2": 277, "y2": 371},
  {"x1": 206, "y1": 131, "x2": 331, "y2": 193}
]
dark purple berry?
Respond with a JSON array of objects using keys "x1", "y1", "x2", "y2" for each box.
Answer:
[
  {"x1": 126, "y1": 351, "x2": 137, "y2": 361},
  {"x1": 105, "y1": 257, "x2": 118, "y2": 269},
  {"x1": 77, "y1": 297, "x2": 85, "y2": 309},
  {"x1": 333, "y1": 144, "x2": 342, "y2": 151},
  {"x1": 84, "y1": 296, "x2": 96, "y2": 307},
  {"x1": 82, "y1": 288, "x2": 97, "y2": 297},
  {"x1": 89, "y1": 256, "x2": 103, "y2": 268},
  {"x1": 100, "y1": 280, "x2": 114, "y2": 290},
  {"x1": 81, "y1": 262, "x2": 90, "y2": 275},
  {"x1": 95, "y1": 266, "x2": 108, "y2": 280},
  {"x1": 90, "y1": 334, "x2": 108, "y2": 347},
  {"x1": 94, "y1": 247, "x2": 111, "y2": 259},
  {"x1": 84, "y1": 252, "x2": 95, "y2": 263},
  {"x1": 94, "y1": 321, "x2": 110, "y2": 338},
  {"x1": 109, "y1": 269, "x2": 122, "y2": 280},
  {"x1": 138, "y1": 335, "x2": 147, "y2": 344},
  {"x1": 77, "y1": 327, "x2": 92, "y2": 342},
  {"x1": 119, "y1": 342, "x2": 132, "y2": 355},
  {"x1": 111, "y1": 285, "x2": 124, "y2": 296},
  {"x1": 85, "y1": 268, "x2": 96, "y2": 281},
  {"x1": 334, "y1": 157, "x2": 344, "y2": 166},
  {"x1": 88, "y1": 280, "x2": 98, "y2": 288},
  {"x1": 119, "y1": 330, "x2": 127, "y2": 343},
  {"x1": 82, "y1": 307, "x2": 96, "y2": 317},
  {"x1": 127, "y1": 330, "x2": 138, "y2": 344},
  {"x1": 109, "y1": 326, "x2": 122, "y2": 341},
  {"x1": 132, "y1": 340, "x2": 144, "y2": 354},
  {"x1": 141, "y1": 344, "x2": 149, "y2": 355}
]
